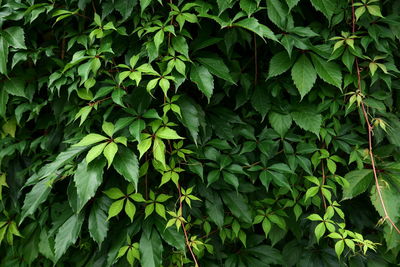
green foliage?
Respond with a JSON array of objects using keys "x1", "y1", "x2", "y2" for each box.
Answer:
[{"x1": 1, "y1": 0, "x2": 400, "y2": 266}]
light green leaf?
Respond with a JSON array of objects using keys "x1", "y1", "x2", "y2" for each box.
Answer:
[
  {"x1": 190, "y1": 64, "x2": 214, "y2": 101},
  {"x1": 102, "y1": 121, "x2": 114, "y2": 137},
  {"x1": 335, "y1": 240, "x2": 345, "y2": 257},
  {"x1": 103, "y1": 142, "x2": 119, "y2": 168},
  {"x1": 73, "y1": 133, "x2": 108, "y2": 147},
  {"x1": 113, "y1": 146, "x2": 140, "y2": 191},
  {"x1": 291, "y1": 54, "x2": 317, "y2": 99},
  {"x1": 310, "y1": 54, "x2": 342, "y2": 89},
  {"x1": 108, "y1": 199, "x2": 125, "y2": 219},
  {"x1": 342, "y1": 169, "x2": 373, "y2": 200},
  {"x1": 367, "y1": 5, "x2": 383, "y2": 17},
  {"x1": 156, "y1": 127, "x2": 183, "y2": 140},
  {"x1": 86, "y1": 142, "x2": 107, "y2": 164},
  {"x1": 153, "y1": 137, "x2": 166, "y2": 167},
  {"x1": 125, "y1": 200, "x2": 136, "y2": 222},
  {"x1": 291, "y1": 111, "x2": 322, "y2": 136},
  {"x1": 138, "y1": 137, "x2": 152, "y2": 159},
  {"x1": 315, "y1": 223, "x2": 326, "y2": 243}
]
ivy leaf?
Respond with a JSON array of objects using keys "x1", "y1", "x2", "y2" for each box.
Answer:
[
  {"x1": 88, "y1": 198, "x2": 109, "y2": 246},
  {"x1": 103, "y1": 142, "x2": 119, "y2": 168},
  {"x1": 0, "y1": 36, "x2": 8, "y2": 75},
  {"x1": 197, "y1": 55, "x2": 235, "y2": 84},
  {"x1": 20, "y1": 178, "x2": 52, "y2": 224},
  {"x1": 140, "y1": 0, "x2": 152, "y2": 14},
  {"x1": 113, "y1": 146, "x2": 140, "y2": 191},
  {"x1": 73, "y1": 159, "x2": 105, "y2": 212},
  {"x1": 266, "y1": 0, "x2": 288, "y2": 29},
  {"x1": 291, "y1": 54, "x2": 317, "y2": 99},
  {"x1": 268, "y1": 51, "x2": 293, "y2": 78},
  {"x1": 4, "y1": 79, "x2": 27, "y2": 99},
  {"x1": 140, "y1": 229, "x2": 163, "y2": 267},
  {"x1": 73, "y1": 134, "x2": 108, "y2": 147},
  {"x1": 86, "y1": 142, "x2": 107, "y2": 164},
  {"x1": 156, "y1": 127, "x2": 183, "y2": 140},
  {"x1": 190, "y1": 64, "x2": 214, "y2": 101},
  {"x1": 153, "y1": 137, "x2": 166, "y2": 167},
  {"x1": 268, "y1": 112, "x2": 292, "y2": 137},
  {"x1": 54, "y1": 213, "x2": 84, "y2": 261},
  {"x1": 310, "y1": 54, "x2": 342, "y2": 89},
  {"x1": 2, "y1": 27, "x2": 26, "y2": 49},
  {"x1": 221, "y1": 191, "x2": 252, "y2": 224},
  {"x1": 251, "y1": 86, "x2": 271, "y2": 121},
  {"x1": 291, "y1": 111, "x2": 322, "y2": 136},
  {"x1": 232, "y1": 17, "x2": 278, "y2": 42},
  {"x1": 342, "y1": 169, "x2": 373, "y2": 200},
  {"x1": 309, "y1": 0, "x2": 337, "y2": 20}
]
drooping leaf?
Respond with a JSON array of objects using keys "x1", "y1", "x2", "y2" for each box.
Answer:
[
  {"x1": 291, "y1": 111, "x2": 322, "y2": 136},
  {"x1": 113, "y1": 146, "x2": 140, "y2": 191},
  {"x1": 342, "y1": 169, "x2": 373, "y2": 200},
  {"x1": 54, "y1": 213, "x2": 84, "y2": 261},
  {"x1": 190, "y1": 64, "x2": 214, "y2": 101},
  {"x1": 140, "y1": 229, "x2": 163, "y2": 267}
]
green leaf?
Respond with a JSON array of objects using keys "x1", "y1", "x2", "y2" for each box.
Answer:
[
  {"x1": 138, "y1": 137, "x2": 152, "y2": 158},
  {"x1": 221, "y1": 191, "x2": 252, "y2": 223},
  {"x1": 129, "y1": 119, "x2": 146, "y2": 142},
  {"x1": 103, "y1": 142, "x2": 119, "y2": 168},
  {"x1": 0, "y1": 36, "x2": 8, "y2": 75},
  {"x1": 140, "y1": 229, "x2": 163, "y2": 267},
  {"x1": 102, "y1": 121, "x2": 115, "y2": 137},
  {"x1": 140, "y1": 0, "x2": 152, "y2": 14},
  {"x1": 125, "y1": 200, "x2": 136, "y2": 222},
  {"x1": 104, "y1": 187, "x2": 125, "y2": 199},
  {"x1": 156, "y1": 127, "x2": 183, "y2": 139},
  {"x1": 0, "y1": 88, "x2": 8, "y2": 119},
  {"x1": 113, "y1": 146, "x2": 140, "y2": 191},
  {"x1": 266, "y1": 0, "x2": 288, "y2": 29},
  {"x1": 268, "y1": 51, "x2": 292, "y2": 78},
  {"x1": 2, "y1": 27, "x2": 26, "y2": 49},
  {"x1": 73, "y1": 159, "x2": 105, "y2": 212},
  {"x1": 20, "y1": 178, "x2": 52, "y2": 223},
  {"x1": 190, "y1": 64, "x2": 214, "y2": 101},
  {"x1": 268, "y1": 112, "x2": 292, "y2": 137},
  {"x1": 309, "y1": 0, "x2": 337, "y2": 20},
  {"x1": 108, "y1": 199, "x2": 125, "y2": 219},
  {"x1": 342, "y1": 169, "x2": 373, "y2": 200},
  {"x1": 291, "y1": 111, "x2": 322, "y2": 136},
  {"x1": 153, "y1": 137, "x2": 166, "y2": 167},
  {"x1": 232, "y1": 18, "x2": 278, "y2": 42},
  {"x1": 88, "y1": 198, "x2": 109, "y2": 246},
  {"x1": 291, "y1": 54, "x2": 317, "y2": 99},
  {"x1": 310, "y1": 54, "x2": 342, "y2": 89},
  {"x1": 335, "y1": 240, "x2": 345, "y2": 257},
  {"x1": 314, "y1": 223, "x2": 326, "y2": 243},
  {"x1": 251, "y1": 86, "x2": 271, "y2": 120},
  {"x1": 73, "y1": 133, "x2": 108, "y2": 147},
  {"x1": 370, "y1": 181, "x2": 400, "y2": 221},
  {"x1": 222, "y1": 171, "x2": 239, "y2": 190},
  {"x1": 197, "y1": 56, "x2": 235, "y2": 84},
  {"x1": 54, "y1": 213, "x2": 84, "y2": 261},
  {"x1": 4, "y1": 78, "x2": 26, "y2": 99},
  {"x1": 367, "y1": 5, "x2": 383, "y2": 17},
  {"x1": 86, "y1": 142, "x2": 107, "y2": 164}
]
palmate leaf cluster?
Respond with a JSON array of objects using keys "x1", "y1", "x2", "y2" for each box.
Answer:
[{"x1": 1, "y1": 0, "x2": 400, "y2": 266}]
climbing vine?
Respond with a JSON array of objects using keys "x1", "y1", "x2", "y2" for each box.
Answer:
[{"x1": 1, "y1": 0, "x2": 400, "y2": 266}]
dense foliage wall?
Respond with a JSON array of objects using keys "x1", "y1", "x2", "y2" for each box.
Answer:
[{"x1": 1, "y1": 0, "x2": 400, "y2": 266}]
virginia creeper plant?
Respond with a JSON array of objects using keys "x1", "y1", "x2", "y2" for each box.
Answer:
[{"x1": 1, "y1": 0, "x2": 400, "y2": 266}]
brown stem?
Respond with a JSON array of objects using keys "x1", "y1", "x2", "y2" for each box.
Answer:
[
  {"x1": 350, "y1": 1, "x2": 400, "y2": 234},
  {"x1": 177, "y1": 183, "x2": 200, "y2": 266}
]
